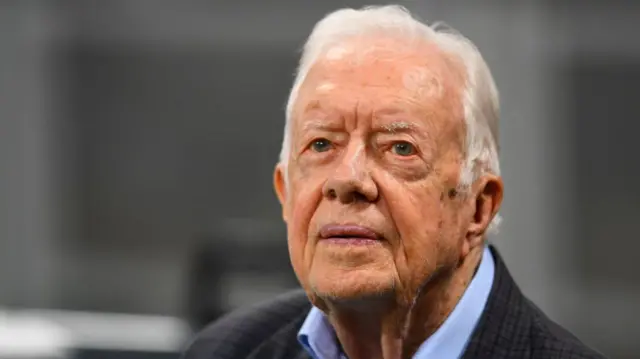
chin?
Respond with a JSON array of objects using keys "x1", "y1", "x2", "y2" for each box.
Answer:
[{"x1": 308, "y1": 265, "x2": 396, "y2": 301}]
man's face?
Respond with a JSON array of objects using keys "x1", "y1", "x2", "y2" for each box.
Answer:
[{"x1": 275, "y1": 39, "x2": 476, "y2": 306}]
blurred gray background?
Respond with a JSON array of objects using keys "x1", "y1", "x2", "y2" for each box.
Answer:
[{"x1": 1, "y1": 0, "x2": 639, "y2": 358}]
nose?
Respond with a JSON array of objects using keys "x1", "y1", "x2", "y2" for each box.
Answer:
[{"x1": 322, "y1": 144, "x2": 378, "y2": 203}]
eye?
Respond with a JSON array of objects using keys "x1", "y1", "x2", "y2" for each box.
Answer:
[
  {"x1": 310, "y1": 138, "x2": 333, "y2": 153},
  {"x1": 391, "y1": 141, "x2": 417, "y2": 156}
]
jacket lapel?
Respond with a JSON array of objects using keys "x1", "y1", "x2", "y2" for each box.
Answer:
[{"x1": 462, "y1": 245, "x2": 532, "y2": 358}]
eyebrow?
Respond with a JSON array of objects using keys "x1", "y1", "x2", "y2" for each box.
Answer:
[
  {"x1": 301, "y1": 119, "x2": 341, "y2": 132},
  {"x1": 301, "y1": 120, "x2": 429, "y2": 137},
  {"x1": 376, "y1": 121, "x2": 432, "y2": 142},
  {"x1": 381, "y1": 121, "x2": 414, "y2": 133},
  {"x1": 376, "y1": 121, "x2": 423, "y2": 136}
]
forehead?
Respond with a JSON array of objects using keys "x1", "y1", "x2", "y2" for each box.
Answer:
[{"x1": 294, "y1": 37, "x2": 465, "y2": 121}]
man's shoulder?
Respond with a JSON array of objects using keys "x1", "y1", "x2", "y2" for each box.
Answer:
[
  {"x1": 181, "y1": 289, "x2": 311, "y2": 359},
  {"x1": 465, "y1": 246, "x2": 608, "y2": 359},
  {"x1": 525, "y1": 299, "x2": 607, "y2": 359}
]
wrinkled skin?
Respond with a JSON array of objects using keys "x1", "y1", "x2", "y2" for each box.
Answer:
[{"x1": 274, "y1": 37, "x2": 503, "y2": 359}]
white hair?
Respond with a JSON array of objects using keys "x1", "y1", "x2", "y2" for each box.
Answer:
[{"x1": 279, "y1": 5, "x2": 502, "y2": 233}]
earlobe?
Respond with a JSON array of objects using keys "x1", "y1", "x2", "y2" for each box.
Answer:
[
  {"x1": 273, "y1": 164, "x2": 289, "y2": 222},
  {"x1": 466, "y1": 175, "x2": 504, "y2": 248}
]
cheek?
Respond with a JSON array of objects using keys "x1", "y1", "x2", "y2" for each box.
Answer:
[
  {"x1": 396, "y1": 186, "x2": 445, "y2": 254},
  {"x1": 287, "y1": 169, "x2": 325, "y2": 231},
  {"x1": 286, "y1": 175, "x2": 324, "y2": 280},
  {"x1": 384, "y1": 180, "x2": 456, "y2": 290}
]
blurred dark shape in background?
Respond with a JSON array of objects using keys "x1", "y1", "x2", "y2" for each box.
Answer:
[
  {"x1": 1, "y1": 1, "x2": 639, "y2": 358},
  {"x1": 186, "y1": 240, "x2": 228, "y2": 333},
  {"x1": 186, "y1": 226, "x2": 299, "y2": 332}
]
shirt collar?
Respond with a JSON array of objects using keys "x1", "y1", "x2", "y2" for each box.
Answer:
[{"x1": 297, "y1": 246, "x2": 495, "y2": 359}]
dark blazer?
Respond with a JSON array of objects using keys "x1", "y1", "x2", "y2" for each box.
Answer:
[{"x1": 182, "y1": 246, "x2": 607, "y2": 359}]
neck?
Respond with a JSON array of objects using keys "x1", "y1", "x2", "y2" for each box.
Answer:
[{"x1": 325, "y1": 247, "x2": 484, "y2": 359}]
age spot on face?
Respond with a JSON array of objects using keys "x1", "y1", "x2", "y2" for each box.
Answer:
[{"x1": 448, "y1": 188, "x2": 458, "y2": 199}]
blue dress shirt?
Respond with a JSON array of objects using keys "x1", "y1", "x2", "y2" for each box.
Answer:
[{"x1": 297, "y1": 246, "x2": 495, "y2": 359}]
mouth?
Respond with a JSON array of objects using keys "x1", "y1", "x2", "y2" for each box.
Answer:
[{"x1": 318, "y1": 224, "x2": 382, "y2": 245}]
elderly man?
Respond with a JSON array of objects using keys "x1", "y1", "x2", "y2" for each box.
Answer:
[{"x1": 184, "y1": 5, "x2": 604, "y2": 359}]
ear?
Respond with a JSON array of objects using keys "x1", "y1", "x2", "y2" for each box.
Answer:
[
  {"x1": 463, "y1": 174, "x2": 504, "y2": 256},
  {"x1": 273, "y1": 163, "x2": 289, "y2": 222}
]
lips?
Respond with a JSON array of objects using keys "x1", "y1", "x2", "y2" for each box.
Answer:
[{"x1": 319, "y1": 224, "x2": 381, "y2": 241}]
